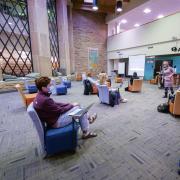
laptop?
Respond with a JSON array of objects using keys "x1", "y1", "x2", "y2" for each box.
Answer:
[{"x1": 68, "y1": 103, "x2": 94, "y2": 118}]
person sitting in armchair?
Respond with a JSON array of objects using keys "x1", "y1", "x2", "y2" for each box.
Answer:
[
  {"x1": 33, "y1": 77, "x2": 97, "y2": 139},
  {"x1": 125, "y1": 72, "x2": 139, "y2": 91}
]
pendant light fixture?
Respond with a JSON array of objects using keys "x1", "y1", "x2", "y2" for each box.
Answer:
[
  {"x1": 116, "y1": 0, "x2": 122, "y2": 12},
  {"x1": 92, "y1": 0, "x2": 98, "y2": 11}
]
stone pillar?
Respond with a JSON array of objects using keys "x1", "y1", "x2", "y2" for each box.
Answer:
[
  {"x1": 68, "y1": 4, "x2": 75, "y2": 73},
  {"x1": 56, "y1": 0, "x2": 71, "y2": 75},
  {"x1": 0, "y1": 67, "x2": 2, "y2": 81},
  {"x1": 28, "y1": 0, "x2": 52, "y2": 76},
  {"x1": 0, "y1": 56, "x2": 3, "y2": 80}
]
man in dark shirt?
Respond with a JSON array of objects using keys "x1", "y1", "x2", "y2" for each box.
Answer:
[
  {"x1": 33, "y1": 77, "x2": 97, "y2": 139},
  {"x1": 130, "y1": 72, "x2": 139, "y2": 85}
]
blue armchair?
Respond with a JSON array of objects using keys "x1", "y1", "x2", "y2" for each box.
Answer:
[
  {"x1": 50, "y1": 79, "x2": 67, "y2": 95},
  {"x1": 27, "y1": 103, "x2": 79, "y2": 156},
  {"x1": 24, "y1": 79, "x2": 38, "y2": 94}
]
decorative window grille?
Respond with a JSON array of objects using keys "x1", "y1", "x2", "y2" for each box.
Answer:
[
  {"x1": 47, "y1": 0, "x2": 60, "y2": 70},
  {"x1": 0, "y1": 0, "x2": 33, "y2": 76}
]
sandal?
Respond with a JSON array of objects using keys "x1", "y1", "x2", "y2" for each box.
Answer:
[
  {"x1": 82, "y1": 132, "x2": 97, "y2": 139},
  {"x1": 89, "y1": 113, "x2": 97, "y2": 124}
]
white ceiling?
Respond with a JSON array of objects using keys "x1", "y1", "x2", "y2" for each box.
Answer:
[{"x1": 109, "y1": 0, "x2": 180, "y2": 32}]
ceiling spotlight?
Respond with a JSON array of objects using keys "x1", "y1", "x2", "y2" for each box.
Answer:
[
  {"x1": 134, "y1": 23, "x2": 140, "y2": 27},
  {"x1": 92, "y1": 0, "x2": 98, "y2": 11},
  {"x1": 116, "y1": 0, "x2": 122, "y2": 12},
  {"x1": 121, "y1": 19, "x2": 127, "y2": 24},
  {"x1": 92, "y1": 6, "x2": 98, "y2": 10},
  {"x1": 157, "y1": 14, "x2": 164, "y2": 19},
  {"x1": 144, "y1": 8, "x2": 151, "y2": 14}
]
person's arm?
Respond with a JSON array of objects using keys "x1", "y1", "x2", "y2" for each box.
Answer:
[
  {"x1": 170, "y1": 67, "x2": 174, "y2": 78},
  {"x1": 44, "y1": 98, "x2": 74, "y2": 115}
]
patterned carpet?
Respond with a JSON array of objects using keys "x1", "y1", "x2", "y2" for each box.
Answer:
[{"x1": 0, "y1": 81, "x2": 180, "y2": 180}]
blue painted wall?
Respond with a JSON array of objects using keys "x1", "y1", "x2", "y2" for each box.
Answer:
[
  {"x1": 144, "y1": 55, "x2": 180, "y2": 80},
  {"x1": 144, "y1": 59, "x2": 154, "y2": 80}
]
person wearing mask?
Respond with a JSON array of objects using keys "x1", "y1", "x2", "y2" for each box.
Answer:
[
  {"x1": 162, "y1": 61, "x2": 174, "y2": 98},
  {"x1": 33, "y1": 77, "x2": 97, "y2": 139}
]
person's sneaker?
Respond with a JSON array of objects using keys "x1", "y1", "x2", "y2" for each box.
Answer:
[
  {"x1": 120, "y1": 98, "x2": 128, "y2": 103},
  {"x1": 82, "y1": 132, "x2": 97, "y2": 139},
  {"x1": 162, "y1": 95, "x2": 167, "y2": 98}
]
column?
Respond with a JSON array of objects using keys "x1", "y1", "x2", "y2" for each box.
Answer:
[
  {"x1": 0, "y1": 66, "x2": 2, "y2": 81},
  {"x1": 28, "y1": 0, "x2": 52, "y2": 76},
  {"x1": 56, "y1": 0, "x2": 71, "y2": 75},
  {"x1": 68, "y1": 4, "x2": 75, "y2": 73}
]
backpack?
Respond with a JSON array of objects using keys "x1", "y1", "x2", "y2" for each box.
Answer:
[
  {"x1": 83, "y1": 79, "x2": 93, "y2": 95},
  {"x1": 157, "y1": 103, "x2": 169, "y2": 113}
]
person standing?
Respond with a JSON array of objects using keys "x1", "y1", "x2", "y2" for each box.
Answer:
[{"x1": 162, "y1": 61, "x2": 174, "y2": 98}]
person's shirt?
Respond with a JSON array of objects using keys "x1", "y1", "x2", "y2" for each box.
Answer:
[
  {"x1": 130, "y1": 76, "x2": 139, "y2": 85},
  {"x1": 33, "y1": 91, "x2": 73, "y2": 127},
  {"x1": 87, "y1": 77, "x2": 97, "y2": 85},
  {"x1": 163, "y1": 67, "x2": 174, "y2": 81}
]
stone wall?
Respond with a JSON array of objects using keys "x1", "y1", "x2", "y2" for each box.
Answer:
[{"x1": 72, "y1": 10, "x2": 107, "y2": 75}]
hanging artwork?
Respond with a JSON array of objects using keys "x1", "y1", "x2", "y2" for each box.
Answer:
[{"x1": 88, "y1": 48, "x2": 98, "y2": 70}]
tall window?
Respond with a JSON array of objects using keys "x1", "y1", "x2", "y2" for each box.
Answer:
[
  {"x1": 47, "y1": 0, "x2": 60, "y2": 71},
  {"x1": 0, "y1": 0, "x2": 33, "y2": 76}
]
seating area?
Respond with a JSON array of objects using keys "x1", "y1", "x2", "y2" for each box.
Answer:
[
  {"x1": 0, "y1": 0, "x2": 180, "y2": 179},
  {"x1": 1, "y1": 81, "x2": 180, "y2": 179}
]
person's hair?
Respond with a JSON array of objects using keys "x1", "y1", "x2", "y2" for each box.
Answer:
[
  {"x1": 163, "y1": 61, "x2": 169, "y2": 65},
  {"x1": 87, "y1": 72, "x2": 91, "y2": 77},
  {"x1": 101, "y1": 70, "x2": 105, "y2": 73},
  {"x1": 133, "y1": 72, "x2": 137, "y2": 77},
  {"x1": 35, "y1": 77, "x2": 51, "y2": 91}
]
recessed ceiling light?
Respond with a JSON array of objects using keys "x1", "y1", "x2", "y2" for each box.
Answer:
[
  {"x1": 157, "y1": 14, "x2": 164, "y2": 19},
  {"x1": 134, "y1": 23, "x2": 140, "y2": 27},
  {"x1": 121, "y1": 19, "x2": 127, "y2": 24},
  {"x1": 144, "y1": 8, "x2": 151, "y2": 14},
  {"x1": 92, "y1": 6, "x2": 98, "y2": 10}
]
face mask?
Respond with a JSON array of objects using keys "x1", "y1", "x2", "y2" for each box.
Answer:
[{"x1": 163, "y1": 65, "x2": 168, "y2": 69}]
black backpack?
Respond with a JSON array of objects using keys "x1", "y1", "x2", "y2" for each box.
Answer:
[
  {"x1": 83, "y1": 79, "x2": 93, "y2": 95},
  {"x1": 157, "y1": 103, "x2": 169, "y2": 113}
]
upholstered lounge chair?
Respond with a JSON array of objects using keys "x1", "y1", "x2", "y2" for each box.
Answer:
[
  {"x1": 27, "y1": 103, "x2": 79, "y2": 156},
  {"x1": 169, "y1": 91, "x2": 180, "y2": 116},
  {"x1": 97, "y1": 85, "x2": 119, "y2": 106},
  {"x1": 76, "y1": 73, "x2": 82, "y2": 81},
  {"x1": 51, "y1": 79, "x2": 67, "y2": 95},
  {"x1": 24, "y1": 79, "x2": 38, "y2": 93},
  {"x1": 128, "y1": 79, "x2": 143, "y2": 92},
  {"x1": 150, "y1": 75, "x2": 158, "y2": 85},
  {"x1": 15, "y1": 84, "x2": 37, "y2": 108}
]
